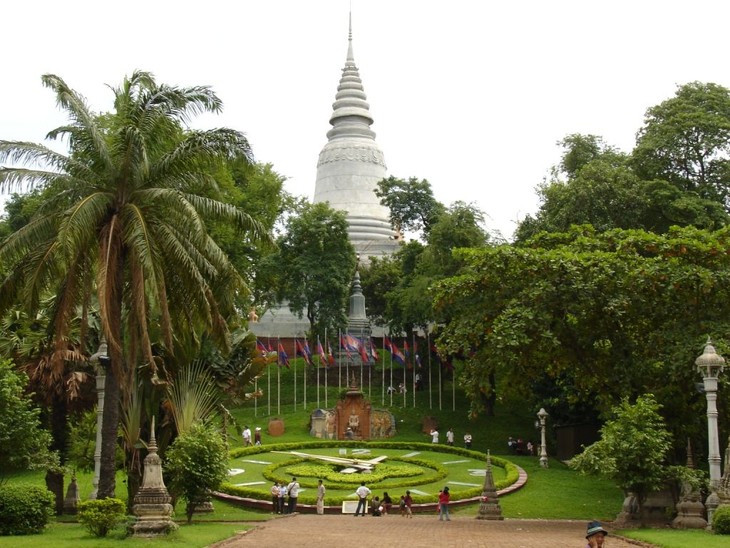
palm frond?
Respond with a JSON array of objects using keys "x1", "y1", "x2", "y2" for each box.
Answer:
[{"x1": 167, "y1": 359, "x2": 220, "y2": 434}]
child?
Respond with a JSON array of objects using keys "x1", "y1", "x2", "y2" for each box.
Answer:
[
  {"x1": 399, "y1": 495, "x2": 407, "y2": 517},
  {"x1": 404, "y1": 490, "x2": 413, "y2": 518}
]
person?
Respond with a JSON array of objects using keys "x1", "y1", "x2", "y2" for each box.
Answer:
[
  {"x1": 387, "y1": 385, "x2": 396, "y2": 395},
  {"x1": 254, "y1": 426, "x2": 262, "y2": 446},
  {"x1": 398, "y1": 382, "x2": 407, "y2": 394},
  {"x1": 287, "y1": 477, "x2": 300, "y2": 513},
  {"x1": 527, "y1": 440, "x2": 534, "y2": 455},
  {"x1": 381, "y1": 491, "x2": 393, "y2": 515},
  {"x1": 371, "y1": 496, "x2": 382, "y2": 516},
  {"x1": 316, "y1": 479, "x2": 326, "y2": 515},
  {"x1": 270, "y1": 481, "x2": 280, "y2": 514},
  {"x1": 354, "y1": 481, "x2": 371, "y2": 516},
  {"x1": 430, "y1": 429, "x2": 439, "y2": 443},
  {"x1": 508, "y1": 436, "x2": 516, "y2": 453},
  {"x1": 242, "y1": 425, "x2": 252, "y2": 446},
  {"x1": 345, "y1": 426, "x2": 354, "y2": 440},
  {"x1": 585, "y1": 520, "x2": 608, "y2": 547},
  {"x1": 438, "y1": 486, "x2": 450, "y2": 521},
  {"x1": 399, "y1": 495, "x2": 407, "y2": 516},
  {"x1": 415, "y1": 372, "x2": 422, "y2": 390},
  {"x1": 446, "y1": 428, "x2": 454, "y2": 446},
  {"x1": 403, "y1": 490, "x2": 413, "y2": 518},
  {"x1": 278, "y1": 482, "x2": 287, "y2": 514},
  {"x1": 464, "y1": 432, "x2": 473, "y2": 449}
]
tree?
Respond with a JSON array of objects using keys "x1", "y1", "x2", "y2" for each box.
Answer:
[
  {"x1": 570, "y1": 394, "x2": 672, "y2": 522},
  {"x1": 264, "y1": 202, "x2": 356, "y2": 339},
  {"x1": 165, "y1": 422, "x2": 228, "y2": 523},
  {"x1": 0, "y1": 359, "x2": 52, "y2": 481},
  {"x1": 0, "y1": 72, "x2": 269, "y2": 498},
  {"x1": 375, "y1": 176, "x2": 444, "y2": 238},
  {"x1": 433, "y1": 225, "x2": 730, "y2": 432},
  {"x1": 633, "y1": 82, "x2": 730, "y2": 204}
]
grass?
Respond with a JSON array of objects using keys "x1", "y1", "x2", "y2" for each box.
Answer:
[
  {"x1": 618, "y1": 528, "x2": 729, "y2": 547},
  {"x1": 0, "y1": 521, "x2": 246, "y2": 547}
]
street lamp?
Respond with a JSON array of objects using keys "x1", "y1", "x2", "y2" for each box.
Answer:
[
  {"x1": 89, "y1": 338, "x2": 109, "y2": 500},
  {"x1": 537, "y1": 407, "x2": 549, "y2": 468},
  {"x1": 696, "y1": 338, "x2": 724, "y2": 486}
]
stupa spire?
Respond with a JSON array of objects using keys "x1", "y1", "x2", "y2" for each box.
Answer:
[{"x1": 313, "y1": 12, "x2": 400, "y2": 261}]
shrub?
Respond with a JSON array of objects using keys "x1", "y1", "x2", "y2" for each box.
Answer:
[
  {"x1": 0, "y1": 485, "x2": 54, "y2": 535},
  {"x1": 166, "y1": 422, "x2": 229, "y2": 524},
  {"x1": 714, "y1": 505, "x2": 730, "y2": 535},
  {"x1": 77, "y1": 498, "x2": 126, "y2": 537}
]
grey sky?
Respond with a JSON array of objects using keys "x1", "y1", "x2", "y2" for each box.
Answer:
[{"x1": 2, "y1": 0, "x2": 730, "y2": 239}]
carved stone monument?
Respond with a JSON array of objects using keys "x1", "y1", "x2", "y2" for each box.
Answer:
[
  {"x1": 62, "y1": 474, "x2": 81, "y2": 515},
  {"x1": 131, "y1": 418, "x2": 176, "y2": 537},
  {"x1": 476, "y1": 451, "x2": 503, "y2": 520},
  {"x1": 672, "y1": 439, "x2": 707, "y2": 529},
  {"x1": 334, "y1": 375, "x2": 371, "y2": 439}
]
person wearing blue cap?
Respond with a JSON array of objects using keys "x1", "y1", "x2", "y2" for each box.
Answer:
[{"x1": 585, "y1": 520, "x2": 608, "y2": 547}]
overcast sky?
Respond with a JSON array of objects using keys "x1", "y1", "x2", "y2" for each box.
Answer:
[{"x1": 2, "y1": 0, "x2": 730, "y2": 239}]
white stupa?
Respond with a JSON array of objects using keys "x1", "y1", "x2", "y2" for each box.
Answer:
[{"x1": 313, "y1": 15, "x2": 400, "y2": 261}]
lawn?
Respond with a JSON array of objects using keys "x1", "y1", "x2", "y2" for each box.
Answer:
[{"x1": 618, "y1": 528, "x2": 729, "y2": 548}]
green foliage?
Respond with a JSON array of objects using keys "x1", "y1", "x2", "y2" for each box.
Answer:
[
  {"x1": 66, "y1": 409, "x2": 97, "y2": 472},
  {"x1": 713, "y1": 505, "x2": 730, "y2": 534},
  {"x1": 0, "y1": 485, "x2": 54, "y2": 535},
  {"x1": 0, "y1": 360, "x2": 52, "y2": 479},
  {"x1": 570, "y1": 394, "x2": 672, "y2": 513},
  {"x1": 374, "y1": 176, "x2": 445, "y2": 237},
  {"x1": 262, "y1": 201, "x2": 356, "y2": 339},
  {"x1": 76, "y1": 498, "x2": 126, "y2": 537},
  {"x1": 166, "y1": 422, "x2": 229, "y2": 523},
  {"x1": 167, "y1": 359, "x2": 220, "y2": 435}
]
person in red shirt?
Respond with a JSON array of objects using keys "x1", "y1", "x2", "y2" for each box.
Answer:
[{"x1": 438, "y1": 486, "x2": 450, "y2": 521}]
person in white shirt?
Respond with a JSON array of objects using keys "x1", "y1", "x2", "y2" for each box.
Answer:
[
  {"x1": 316, "y1": 479, "x2": 326, "y2": 515},
  {"x1": 270, "y1": 482, "x2": 280, "y2": 514},
  {"x1": 354, "y1": 481, "x2": 371, "y2": 516},
  {"x1": 446, "y1": 428, "x2": 454, "y2": 446},
  {"x1": 242, "y1": 426, "x2": 252, "y2": 446},
  {"x1": 287, "y1": 477, "x2": 300, "y2": 513},
  {"x1": 464, "y1": 432, "x2": 473, "y2": 449},
  {"x1": 430, "y1": 429, "x2": 439, "y2": 443}
]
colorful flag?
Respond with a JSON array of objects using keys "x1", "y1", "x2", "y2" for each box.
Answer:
[
  {"x1": 295, "y1": 339, "x2": 311, "y2": 365},
  {"x1": 278, "y1": 342, "x2": 290, "y2": 368},
  {"x1": 384, "y1": 337, "x2": 393, "y2": 352},
  {"x1": 327, "y1": 342, "x2": 336, "y2": 366},
  {"x1": 303, "y1": 341, "x2": 313, "y2": 365},
  {"x1": 390, "y1": 341, "x2": 406, "y2": 366},
  {"x1": 256, "y1": 339, "x2": 267, "y2": 355},
  {"x1": 404, "y1": 340, "x2": 410, "y2": 359},
  {"x1": 317, "y1": 339, "x2": 327, "y2": 367},
  {"x1": 369, "y1": 338, "x2": 380, "y2": 360},
  {"x1": 340, "y1": 335, "x2": 353, "y2": 359},
  {"x1": 358, "y1": 337, "x2": 369, "y2": 363}
]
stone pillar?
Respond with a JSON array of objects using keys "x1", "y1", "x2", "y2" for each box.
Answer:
[
  {"x1": 131, "y1": 418, "x2": 176, "y2": 537},
  {"x1": 476, "y1": 451, "x2": 503, "y2": 520}
]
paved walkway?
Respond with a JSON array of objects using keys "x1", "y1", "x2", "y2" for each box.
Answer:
[{"x1": 213, "y1": 515, "x2": 651, "y2": 548}]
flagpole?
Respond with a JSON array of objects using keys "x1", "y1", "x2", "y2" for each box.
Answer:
[
  {"x1": 267, "y1": 338, "x2": 272, "y2": 415},
  {"x1": 324, "y1": 329, "x2": 329, "y2": 409},
  {"x1": 389, "y1": 336, "x2": 394, "y2": 407},
  {"x1": 452, "y1": 363, "x2": 456, "y2": 412},
  {"x1": 293, "y1": 339, "x2": 297, "y2": 411},
  {"x1": 316, "y1": 337, "x2": 321, "y2": 409},
  {"x1": 402, "y1": 337, "x2": 406, "y2": 409},
  {"x1": 438, "y1": 348, "x2": 442, "y2": 411},
  {"x1": 254, "y1": 376, "x2": 258, "y2": 417},
  {"x1": 338, "y1": 329, "x2": 342, "y2": 392},
  {"x1": 359, "y1": 329, "x2": 364, "y2": 392},
  {"x1": 381, "y1": 335, "x2": 385, "y2": 406},
  {"x1": 277, "y1": 337, "x2": 282, "y2": 416},
  {"x1": 412, "y1": 331, "x2": 416, "y2": 408},
  {"x1": 427, "y1": 332, "x2": 432, "y2": 410},
  {"x1": 303, "y1": 340, "x2": 307, "y2": 410}
]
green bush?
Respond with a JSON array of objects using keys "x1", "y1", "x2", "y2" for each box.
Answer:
[
  {"x1": 0, "y1": 484, "x2": 54, "y2": 535},
  {"x1": 714, "y1": 505, "x2": 730, "y2": 535},
  {"x1": 77, "y1": 498, "x2": 126, "y2": 537}
]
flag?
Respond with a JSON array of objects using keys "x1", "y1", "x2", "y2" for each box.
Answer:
[
  {"x1": 317, "y1": 339, "x2": 328, "y2": 367},
  {"x1": 278, "y1": 343, "x2": 290, "y2": 368},
  {"x1": 404, "y1": 340, "x2": 410, "y2": 359},
  {"x1": 295, "y1": 340, "x2": 311, "y2": 365},
  {"x1": 357, "y1": 337, "x2": 369, "y2": 363},
  {"x1": 390, "y1": 341, "x2": 406, "y2": 366},
  {"x1": 327, "y1": 342, "x2": 336, "y2": 366},
  {"x1": 340, "y1": 335, "x2": 353, "y2": 359},
  {"x1": 303, "y1": 341, "x2": 313, "y2": 365},
  {"x1": 384, "y1": 337, "x2": 393, "y2": 352},
  {"x1": 256, "y1": 339, "x2": 267, "y2": 355},
  {"x1": 370, "y1": 338, "x2": 380, "y2": 360}
]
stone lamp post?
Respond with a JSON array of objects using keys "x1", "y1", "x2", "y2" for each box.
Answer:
[
  {"x1": 88, "y1": 338, "x2": 109, "y2": 499},
  {"x1": 696, "y1": 338, "x2": 725, "y2": 527},
  {"x1": 537, "y1": 408, "x2": 549, "y2": 468}
]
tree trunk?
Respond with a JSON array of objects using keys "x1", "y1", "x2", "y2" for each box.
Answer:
[
  {"x1": 97, "y1": 363, "x2": 120, "y2": 499},
  {"x1": 126, "y1": 464, "x2": 142, "y2": 514},
  {"x1": 45, "y1": 469, "x2": 64, "y2": 515}
]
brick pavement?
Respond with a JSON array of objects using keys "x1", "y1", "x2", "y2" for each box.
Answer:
[{"x1": 213, "y1": 514, "x2": 651, "y2": 548}]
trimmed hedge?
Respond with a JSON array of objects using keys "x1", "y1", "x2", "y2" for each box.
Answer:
[
  {"x1": 222, "y1": 441, "x2": 519, "y2": 505},
  {"x1": 0, "y1": 484, "x2": 54, "y2": 536},
  {"x1": 714, "y1": 505, "x2": 730, "y2": 535},
  {"x1": 77, "y1": 498, "x2": 126, "y2": 537}
]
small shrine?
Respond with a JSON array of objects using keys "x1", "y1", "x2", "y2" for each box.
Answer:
[{"x1": 335, "y1": 374, "x2": 372, "y2": 439}]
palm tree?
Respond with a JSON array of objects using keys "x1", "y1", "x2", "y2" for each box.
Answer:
[{"x1": 0, "y1": 71, "x2": 268, "y2": 498}]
